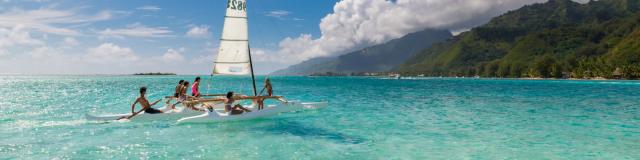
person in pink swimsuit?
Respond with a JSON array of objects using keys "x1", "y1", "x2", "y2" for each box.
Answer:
[{"x1": 192, "y1": 77, "x2": 201, "y2": 97}]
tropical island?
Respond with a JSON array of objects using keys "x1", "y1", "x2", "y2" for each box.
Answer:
[
  {"x1": 397, "y1": 0, "x2": 640, "y2": 80},
  {"x1": 133, "y1": 72, "x2": 177, "y2": 76},
  {"x1": 275, "y1": 0, "x2": 640, "y2": 80}
]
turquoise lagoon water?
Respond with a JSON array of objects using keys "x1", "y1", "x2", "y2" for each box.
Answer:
[{"x1": 0, "y1": 76, "x2": 638, "y2": 159}]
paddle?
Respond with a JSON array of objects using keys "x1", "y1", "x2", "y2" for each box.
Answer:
[
  {"x1": 117, "y1": 108, "x2": 145, "y2": 120},
  {"x1": 117, "y1": 99, "x2": 162, "y2": 120}
]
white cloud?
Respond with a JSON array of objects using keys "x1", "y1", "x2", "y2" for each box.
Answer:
[
  {"x1": 186, "y1": 25, "x2": 210, "y2": 38},
  {"x1": 159, "y1": 48, "x2": 185, "y2": 63},
  {"x1": 0, "y1": 8, "x2": 112, "y2": 36},
  {"x1": 451, "y1": 28, "x2": 472, "y2": 36},
  {"x1": 0, "y1": 25, "x2": 43, "y2": 48},
  {"x1": 63, "y1": 37, "x2": 79, "y2": 46},
  {"x1": 98, "y1": 23, "x2": 173, "y2": 38},
  {"x1": 0, "y1": 25, "x2": 42, "y2": 60},
  {"x1": 84, "y1": 43, "x2": 138, "y2": 63},
  {"x1": 29, "y1": 46, "x2": 60, "y2": 59},
  {"x1": 137, "y1": 5, "x2": 161, "y2": 12},
  {"x1": 192, "y1": 54, "x2": 213, "y2": 65},
  {"x1": 0, "y1": 49, "x2": 7, "y2": 57},
  {"x1": 272, "y1": 35, "x2": 314, "y2": 62},
  {"x1": 265, "y1": 10, "x2": 291, "y2": 18},
  {"x1": 268, "y1": 0, "x2": 572, "y2": 67},
  {"x1": 191, "y1": 46, "x2": 217, "y2": 65}
]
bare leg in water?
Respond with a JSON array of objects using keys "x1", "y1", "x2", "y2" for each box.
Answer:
[{"x1": 253, "y1": 98, "x2": 265, "y2": 110}]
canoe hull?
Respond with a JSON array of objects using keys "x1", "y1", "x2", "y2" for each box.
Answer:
[
  {"x1": 177, "y1": 101, "x2": 327, "y2": 123},
  {"x1": 85, "y1": 103, "x2": 224, "y2": 121}
]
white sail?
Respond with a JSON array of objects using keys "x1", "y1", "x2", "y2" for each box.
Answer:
[{"x1": 213, "y1": 0, "x2": 250, "y2": 75}]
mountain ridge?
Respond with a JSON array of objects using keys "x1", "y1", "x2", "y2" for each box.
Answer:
[
  {"x1": 397, "y1": 0, "x2": 640, "y2": 79},
  {"x1": 271, "y1": 28, "x2": 452, "y2": 75}
]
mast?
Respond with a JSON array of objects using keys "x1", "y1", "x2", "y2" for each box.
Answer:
[
  {"x1": 245, "y1": 0, "x2": 257, "y2": 96},
  {"x1": 248, "y1": 45, "x2": 258, "y2": 96}
]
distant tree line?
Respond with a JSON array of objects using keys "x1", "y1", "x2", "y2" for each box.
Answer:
[
  {"x1": 397, "y1": 0, "x2": 640, "y2": 79},
  {"x1": 133, "y1": 72, "x2": 177, "y2": 75}
]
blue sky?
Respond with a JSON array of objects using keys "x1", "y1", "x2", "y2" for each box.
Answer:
[
  {"x1": 0, "y1": 0, "x2": 338, "y2": 74},
  {"x1": 0, "y1": 0, "x2": 586, "y2": 75}
]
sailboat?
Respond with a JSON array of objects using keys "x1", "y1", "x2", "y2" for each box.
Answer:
[{"x1": 177, "y1": 0, "x2": 327, "y2": 123}]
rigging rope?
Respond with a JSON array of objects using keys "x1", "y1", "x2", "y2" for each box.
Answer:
[{"x1": 207, "y1": 73, "x2": 213, "y2": 94}]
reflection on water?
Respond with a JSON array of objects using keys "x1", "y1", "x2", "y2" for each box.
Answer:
[{"x1": 260, "y1": 120, "x2": 365, "y2": 144}]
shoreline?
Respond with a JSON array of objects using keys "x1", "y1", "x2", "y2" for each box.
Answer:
[
  {"x1": 516, "y1": 77, "x2": 611, "y2": 81},
  {"x1": 309, "y1": 75, "x2": 634, "y2": 81}
]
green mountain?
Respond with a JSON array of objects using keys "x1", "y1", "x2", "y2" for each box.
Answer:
[
  {"x1": 271, "y1": 56, "x2": 336, "y2": 75},
  {"x1": 272, "y1": 29, "x2": 452, "y2": 75},
  {"x1": 397, "y1": 0, "x2": 640, "y2": 79}
]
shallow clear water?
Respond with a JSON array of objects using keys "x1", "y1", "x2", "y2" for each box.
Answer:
[{"x1": 0, "y1": 76, "x2": 638, "y2": 159}]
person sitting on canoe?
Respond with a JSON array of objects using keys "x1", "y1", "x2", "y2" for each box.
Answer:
[
  {"x1": 170, "y1": 81, "x2": 189, "y2": 109},
  {"x1": 175, "y1": 79, "x2": 185, "y2": 97},
  {"x1": 254, "y1": 78, "x2": 273, "y2": 110},
  {"x1": 192, "y1": 77, "x2": 201, "y2": 97},
  {"x1": 225, "y1": 92, "x2": 251, "y2": 115},
  {"x1": 166, "y1": 80, "x2": 184, "y2": 108},
  {"x1": 263, "y1": 78, "x2": 273, "y2": 96},
  {"x1": 181, "y1": 81, "x2": 189, "y2": 101},
  {"x1": 119, "y1": 87, "x2": 163, "y2": 120}
]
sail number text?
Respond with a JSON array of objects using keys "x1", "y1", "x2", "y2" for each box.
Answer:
[{"x1": 228, "y1": 0, "x2": 246, "y2": 11}]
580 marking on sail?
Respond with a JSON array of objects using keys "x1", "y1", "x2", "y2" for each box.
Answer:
[{"x1": 228, "y1": 0, "x2": 246, "y2": 11}]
